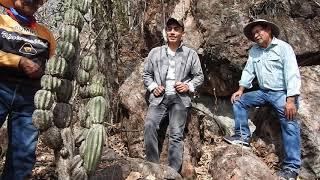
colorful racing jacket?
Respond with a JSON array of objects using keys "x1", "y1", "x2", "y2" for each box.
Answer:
[{"x1": 0, "y1": 0, "x2": 56, "y2": 84}]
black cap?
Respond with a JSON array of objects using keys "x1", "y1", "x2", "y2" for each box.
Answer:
[
  {"x1": 24, "y1": 0, "x2": 45, "y2": 5},
  {"x1": 166, "y1": 18, "x2": 184, "y2": 29}
]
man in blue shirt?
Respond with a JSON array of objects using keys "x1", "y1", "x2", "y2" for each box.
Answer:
[{"x1": 224, "y1": 19, "x2": 301, "y2": 180}]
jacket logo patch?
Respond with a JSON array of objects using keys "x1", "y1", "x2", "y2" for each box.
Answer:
[{"x1": 19, "y1": 43, "x2": 37, "y2": 55}]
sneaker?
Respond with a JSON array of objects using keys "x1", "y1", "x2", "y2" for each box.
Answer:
[
  {"x1": 277, "y1": 169, "x2": 298, "y2": 180},
  {"x1": 223, "y1": 135, "x2": 250, "y2": 147}
]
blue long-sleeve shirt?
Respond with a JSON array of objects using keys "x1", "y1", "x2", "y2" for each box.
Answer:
[{"x1": 239, "y1": 38, "x2": 301, "y2": 97}]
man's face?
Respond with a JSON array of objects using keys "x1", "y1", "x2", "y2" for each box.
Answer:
[
  {"x1": 14, "y1": 0, "x2": 43, "y2": 17},
  {"x1": 166, "y1": 24, "x2": 184, "y2": 44},
  {"x1": 251, "y1": 25, "x2": 272, "y2": 46}
]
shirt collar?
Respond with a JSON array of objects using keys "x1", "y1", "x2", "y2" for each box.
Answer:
[
  {"x1": 255, "y1": 37, "x2": 279, "y2": 50},
  {"x1": 165, "y1": 42, "x2": 184, "y2": 52},
  {"x1": 270, "y1": 37, "x2": 280, "y2": 45},
  {"x1": 266, "y1": 37, "x2": 279, "y2": 50}
]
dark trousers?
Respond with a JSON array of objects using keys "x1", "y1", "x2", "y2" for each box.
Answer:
[{"x1": 144, "y1": 94, "x2": 188, "y2": 172}]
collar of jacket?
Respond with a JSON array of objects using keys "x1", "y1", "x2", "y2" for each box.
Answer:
[
  {"x1": 6, "y1": 7, "x2": 37, "y2": 28},
  {"x1": 164, "y1": 42, "x2": 184, "y2": 55}
]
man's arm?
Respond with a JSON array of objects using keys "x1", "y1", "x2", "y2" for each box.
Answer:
[
  {"x1": 143, "y1": 48, "x2": 165, "y2": 97},
  {"x1": 0, "y1": 50, "x2": 43, "y2": 78},
  {"x1": 239, "y1": 55, "x2": 256, "y2": 89},
  {"x1": 0, "y1": 50, "x2": 21, "y2": 68},
  {"x1": 143, "y1": 48, "x2": 158, "y2": 92},
  {"x1": 231, "y1": 86, "x2": 245, "y2": 103},
  {"x1": 184, "y1": 51, "x2": 204, "y2": 93},
  {"x1": 283, "y1": 43, "x2": 301, "y2": 120},
  {"x1": 283, "y1": 44, "x2": 301, "y2": 97},
  {"x1": 231, "y1": 54, "x2": 256, "y2": 103}
]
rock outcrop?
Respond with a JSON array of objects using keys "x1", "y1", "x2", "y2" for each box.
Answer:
[{"x1": 118, "y1": 0, "x2": 320, "y2": 179}]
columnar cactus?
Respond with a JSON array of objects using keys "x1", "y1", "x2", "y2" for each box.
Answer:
[
  {"x1": 34, "y1": 90, "x2": 54, "y2": 110},
  {"x1": 45, "y1": 56, "x2": 68, "y2": 77},
  {"x1": 64, "y1": 8, "x2": 85, "y2": 30},
  {"x1": 40, "y1": 75, "x2": 62, "y2": 91},
  {"x1": 60, "y1": 25, "x2": 79, "y2": 44},
  {"x1": 32, "y1": 109, "x2": 53, "y2": 131},
  {"x1": 53, "y1": 103, "x2": 72, "y2": 128},
  {"x1": 80, "y1": 73, "x2": 107, "y2": 174},
  {"x1": 80, "y1": 55, "x2": 95, "y2": 72},
  {"x1": 76, "y1": 69, "x2": 90, "y2": 86},
  {"x1": 32, "y1": 0, "x2": 109, "y2": 179},
  {"x1": 83, "y1": 124, "x2": 106, "y2": 172},
  {"x1": 41, "y1": 126, "x2": 63, "y2": 150},
  {"x1": 57, "y1": 41, "x2": 76, "y2": 60},
  {"x1": 87, "y1": 96, "x2": 107, "y2": 124}
]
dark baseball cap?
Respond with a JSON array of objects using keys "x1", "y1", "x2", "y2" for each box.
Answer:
[
  {"x1": 166, "y1": 18, "x2": 184, "y2": 29},
  {"x1": 0, "y1": 0, "x2": 46, "y2": 7}
]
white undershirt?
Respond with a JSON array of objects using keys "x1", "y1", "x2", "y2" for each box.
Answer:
[{"x1": 165, "y1": 48, "x2": 176, "y2": 95}]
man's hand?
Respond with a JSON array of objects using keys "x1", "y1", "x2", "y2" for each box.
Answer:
[
  {"x1": 175, "y1": 82, "x2": 189, "y2": 93},
  {"x1": 285, "y1": 97, "x2": 297, "y2": 120},
  {"x1": 19, "y1": 57, "x2": 43, "y2": 79},
  {"x1": 231, "y1": 87, "x2": 244, "y2": 104},
  {"x1": 153, "y1": 85, "x2": 165, "y2": 97}
]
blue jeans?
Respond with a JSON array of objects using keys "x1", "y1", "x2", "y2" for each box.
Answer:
[
  {"x1": 144, "y1": 94, "x2": 188, "y2": 172},
  {"x1": 0, "y1": 81, "x2": 39, "y2": 180},
  {"x1": 233, "y1": 89, "x2": 301, "y2": 172}
]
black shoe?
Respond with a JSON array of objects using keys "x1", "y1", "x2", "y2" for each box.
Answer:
[
  {"x1": 277, "y1": 169, "x2": 298, "y2": 180},
  {"x1": 223, "y1": 135, "x2": 250, "y2": 147}
]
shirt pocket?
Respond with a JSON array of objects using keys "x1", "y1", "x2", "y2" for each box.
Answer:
[{"x1": 265, "y1": 58, "x2": 283, "y2": 73}]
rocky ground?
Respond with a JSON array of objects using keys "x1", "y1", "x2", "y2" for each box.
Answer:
[{"x1": 0, "y1": 128, "x2": 283, "y2": 180}]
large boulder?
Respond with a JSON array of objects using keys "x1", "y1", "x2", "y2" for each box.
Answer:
[
  {"x1": 208, "y1": 144, "x2": 277, "y2": 180},
  {"x1": 91, "y1": 148, "x2": 182, "y2": 180},
  {"x1": 298, "y1": 65, "x2": 320, "y2": 178}
]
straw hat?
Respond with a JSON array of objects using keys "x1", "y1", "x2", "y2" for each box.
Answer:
[{"x1": 243, "y1": 19, "x2": 280, "y2": 41}]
